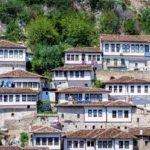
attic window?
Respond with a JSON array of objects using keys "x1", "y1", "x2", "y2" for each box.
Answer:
[
  {"x1": 27, "y1": 105, "x2": 30, "y2": 109},
  {"x1": 11, "y1": 113, "x2": 14, "y2": 117}
]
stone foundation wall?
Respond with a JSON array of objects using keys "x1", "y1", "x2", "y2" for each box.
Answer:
[{"x1": 96, "y1": 70, "x2": 150, "y2": 82}]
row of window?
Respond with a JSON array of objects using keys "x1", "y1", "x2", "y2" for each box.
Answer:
[
  {"x1": 88, "y1": 109, "x2": 103, "y2": 117},
  {"x1": 55, "y1": 71, "x2": 85, "y2": 78},
  {"x1": 36, "y1": 137, "x2": 59, "y2": 146},
  {"x1": 106, "y1": 58, "x2": 126, "y2": 66},
  {"x1": 67, "y1": 140, "x2": 129, "y2": 149},
  {"x1": 0, "y1": 95, "x2": 36, "y2": 102},
  {"x1": 66, "y1": 54, "x2": 101, "y2": 61},
  {"x1": 14, "y1": 82, "x2": 40, "y2": 88},
  {"x1": 0, "y1": 50, "x2": 24, "y2": 58},
  {"x1": 65, "y1": 94, "x2": 102, "y2": 101},
  {"x1": 105, "y1": 43, "x2": 149, "y2": 53},
  {"x1": 109, "y1": 85, "x2": 149, "y2": 93}
]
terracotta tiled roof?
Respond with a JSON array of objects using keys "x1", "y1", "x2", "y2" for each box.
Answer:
[
  {"x1": 129, "y1": 127, "x2": 150, "y2": 136},
  {"x1": 30, "y1": 125, "x2": 62, "y2": 133},
  {"x1": 0, "y1": 88, "x2": 39, "y2": 94},
  {"x1": 52, "y1": 65, "x2": 93, "y2": 71},
  {"x1": 65, "y1": 128, "x2": 135, "y2": 139},
  {"x1": 104, "y1": 76, "x2": 150, "y2": 84},
  {"x1": 56, "y1": 101, "x2": 133, "y2": 107},
  {"x1": 57, "y1": 86, "x2": 109, "y2": 94},
  {"x1": 0, "y1": 40, "x2": 26, "y2": 48},
  {"x1": 100, "y1": 34, "x2": 150, "y2": 43},
  {"x1": 64, "y1": 47, "x2": 102, "y2": 53},
  {"x1": 23, "y1": 147, "x2": 49, "y2": 150},
  {"x1": 0, "y1": 146, "x2": 22, "y2": 150},
  {"x1": 0, "y1": 70, "x2": 46, "y2": 78}
]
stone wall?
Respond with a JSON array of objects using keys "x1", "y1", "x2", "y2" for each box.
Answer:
[{"x1": 96, "y1": 70, "x2": 150, "y2": 82}]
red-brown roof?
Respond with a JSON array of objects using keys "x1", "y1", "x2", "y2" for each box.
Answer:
[
  {"x1": 23, "y1": 147, "x2": 49, "y2": 150},
  {"x1": 0, "y1": 40, "x2": 26, "y2": 49},
  {"x1": 104, "y1": 76, "x2": 150, "y2": 84},
  {"x1": 0, "y1": 70, "x2": 46, "y2": 79},
  {"x1": 57, "y1": 86, "x2": 109, "y2": 94},
  {"x1": 52, "y1": 65, "x2": 93, "y2": 71},
  {"x1": 129, "y1": 127, "x2": 150, "y2": 136},
  {"x1": 64, "y1": 47, "x2": 102, "y2": 53},
  {"x1": 0, "y1": 88, "x2": 39, "y2": 94},
  {"x1": 0, "y1": 147, "x2": 49, "y2": 150},
  {"x1": 30, "y1": 125, "x2": 62, "y2": 133},
  {"x1": 56, "y1": 101, "x2": 133, "y2": 107},
  {"x1": 100, "y1": 34, "x2": 150, "y2": 43},
  {"x1": 65, "y1": 128, "x2": 135, "y2": 139}
]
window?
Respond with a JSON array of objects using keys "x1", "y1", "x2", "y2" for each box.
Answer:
[
  {"x1": 122, "y1": 44, "x2": 127, "y2": 52},
  {"x1": 121, "y1": 58, "x2": 125, "y2": 65},
  {"x1": 54, "y1": 137, "x2": 59, "y2": 145},
  {"x1": 64, "y1": 71, "x2": 67, "y2": 78},
  {"x1": 48, "y1": 138, "x2": 53, "y2": 145},
  {"x1": 88, "y1": 110, "x2": 92, "y2": 117},
  {"x1": 23, "y1": 82, "x2": 27, "y2": 88},
  {"x1": 137, "y1": 86, "x2": 141, "y2": 93},
  {"x1": 61, "y1": 114, "x2": 64, "y2": 118},
  {"x1": 87, "y1": 141, "x2": 94, "y2": 147},
  {"x1": 28, "y1": 82, "x2": 32, "y2": 88},
  {"x1": 79, "y1": 94, "x2": 82, "y2": 101},
  {"x1": 106, "y1": 59, "x2": 110, "y2": 65},
  {"x1": 118, "y1": 110, "x2": 123, "y2": 118},
  {"x1": 65, "y1": 94, "x2": 69, "y2": 100},
  {"x1": 33, "y1": 82, "x2": 37, "y2": 88},
  {"x1": 59, "y1": 71, "x2": 63, "y2": 77},
  {"x1": 14, "y1": 50, "x2": 18, "y2": 58},
  {"x1": 42, "y1": 138, "x2": 47, "y2": 145},
  {"x1": 145, "y1": 141, "x2": 148, "y2": 146},
  {"x1": 131, "y1": 86, "x2": 134, "y2": 93},
  {"x1": 9, "y1": 95, "x2": 13, "y2": 102},
  {"x1": 125, "y1": 141, "x2": 129, "y2": 149},
  {"x1": 108, "y1": 141, "x2": 112, "y2": 148},
  {"x1": 109, "y1": 86, "x2": 112, "y2": 92},
  {"x1": 135, "y1": 45, "x2": 139, "y2": 52},
  {"x1": 140, "y1": 45, "x2": 144, "y2": 52},
  {"x1": 98, "y1": 141, "x2": 102, "y2": 148},
  {"x1": 111, "y1": 44, "x2": 115, "y2": 52},
  {"x1": 116, "y1": 44, "x2": 120, "y2": 52},
  {"x1": 4, "y1": 50, "x2": 8, "y2": 58},
  {"x1": 67, "y1": 141, "x2": 72, "y2": 148},
  {"x1": 119, "y1": 141, "x2": 123, "y2": 149},
  {"x1": 119, "y1": 86, "x2": 122, "y2": 93},
  {"x1": 114, "y1": 59, "x2": 117, "y2": 66},
  {"x1": 127, "y1": 44, "x2": 130, "y2": 52},
  {"x1": 67, "y1": 55, "x2": 70, "y2": 61},
  {"x1": 105, "y1": 44, "x2": 109, "y2": 52},
  {"x1": 4, "y1": 95, "x2": 8, "y2": 102},
  {"x1": 9, "y1": 50, "x2": 13, "y2": 58},
  {"x1": 88, "y1": 55, "x2": 91, "y2": 61},
  {"x1": 97, "y1": 55, "x2": 100, "y2": 61},
  {"x1": 0, "y1": 50, "x2": 3, "y2": 58},
  {"x1": 114, "y1": 86, "x2": 117, "y2": 93},
  {"x1": 22, "y1": 95, "x2": 26, "y2": 102},
  {"x1": 17, "y1": 82, "x2": 21, "y2": 88},
  {"x1": 74, "y1": 94, "x2": 78, "y2": 101},
  {"x1": 124, "y1": 110, "x2": 129, "y2": 118},
  {"x1": 92, "y1": 125, "x2": 95, "y2": 129},
  {"x1": 112, "y1": 110, "x2": 116, "y2": 118},
  {"x1": 80, "y1": 71, "x2": 84, "y2": 78},
  {"x1": 0, "y1": 95, "x2": 2, "y2": 102},
  {"x1": 77, "y1": 114, "x2": 80, "y2": 118},
  {"x1": 85, "y1": 94, "x2": 89, "y2": 101},
  {"x1": 19, "y1": 50, "x2": 23, "y2": 58},
  {"x1": 71, "y1": 55, "x2": 74, "y2": 61},
  {"x1": 16, "y1": 95, "x2": 20, "y2": 102},
  {"x1": 79, "y1": 141, "x2": 84, "y2": 148},
  {"x1": 131, "y1": 44, "x2": 135, "y2": 52},
  {"x1": 103, "y1": 141, "x2": 107, "y2": 148},
  {"x1": 73, "y1": 141, "x2": 78, "y2": 148},
  {"x1": 145, "y1": 86, "x2": 148, "y2": 93},
  {"x1": 99, "y1": 94, "x2": 102, "y2": 101},
  {"x1": 32, "y1": 95, "x2": 36, "y2": 101},
  {"x1": 36, "y1": 138, "x2": 40, "y2": 145},
  {"x1": 145, "y1": 45, "x2": 149, "y2": 52},
  {"x1": 93, "y1": 110, "x2": 97, "y2": 117},
  {"x1": 75, "y1": 55, "x2": 79, "y2": 61},
  {"x1": 137, "y1": 118, "x2": 139, "y2": 122},
  {"x1": 98, "y1": 110, "x2": 102, "y2": 117},
  {"x1": 75, "y1": 71, "x2": 79, "y2": 78},
  {"x1": 70, "y1": 71, "x2": 74, "y2": 78},
  {"x1": 27, "y1": 95, "x2": 31, "y2": 101}
]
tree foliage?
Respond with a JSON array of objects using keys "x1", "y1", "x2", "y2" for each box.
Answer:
[
  {"x1": 20, "y1": 132, "x2": 29, "y2": 147},
  {"x1": 93, "y1": 80, "x2": 104, "y2": 88}
]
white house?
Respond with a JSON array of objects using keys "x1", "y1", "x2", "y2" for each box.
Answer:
[
  {"x1": 0, "y1": 40, "x2": 27, "y2": 74},
  {"x1": 104, "y1": 76, "x2": 150, "y2": 106},
  {"x1": 30, "y1": 125, "x2": 63, "y2": 150},
  {"x1": 64, "y1": 47, "x2": 103, "y2": 70},
  {"x1": 100, "y1": 34, "x2": 150, "y2": 71},
  {"x1": 56, "y1": 86, "x2": 109, "y2": 103},
  {"x1": 64, "y1": 128, "x2": 135, "y2": 150},
  {"x1": 52, "y1": 65, "x2": 95, "y2": 89}
]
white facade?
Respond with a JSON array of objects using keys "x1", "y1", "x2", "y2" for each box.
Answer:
[
  {"x1": 32, "y1": 133, "x2": 61, "y2": 150},
  {"x1": 64, "y1": 139, "x2": 133, "y2": 150},
  {"x1": 84, "y1": 107, "x2": 131, "y2": 123},
  {"x1": 42, "y1": 90, "x2": 56, "y2": 102}
]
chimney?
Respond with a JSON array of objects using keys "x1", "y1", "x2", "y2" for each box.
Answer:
[{"x1": 140, "y1": 129, "x2": 143, "y2": 135}]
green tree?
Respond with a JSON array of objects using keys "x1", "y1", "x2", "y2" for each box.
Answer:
[
  {"x1": 31, "y1": 44, "x2": 63, "y2": 75},
  {"x1": 93, "y1": 80, "x2": 104, "y2": 88},
  {"x1": 26, "y1": 17, "x2": 59, "y2": 46},
  {"x1": 99, "y1": 10, "x2": 119, "y2": 34},
  {"x1": 20, "y1": 132, "x2": 29, "y2": 147},
  {"x1": 5, "y1": 21, "x2": 24, "y2": 42},
  {"x1": 122, "y1": 18, "x2": 139, "y2": 35}
]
